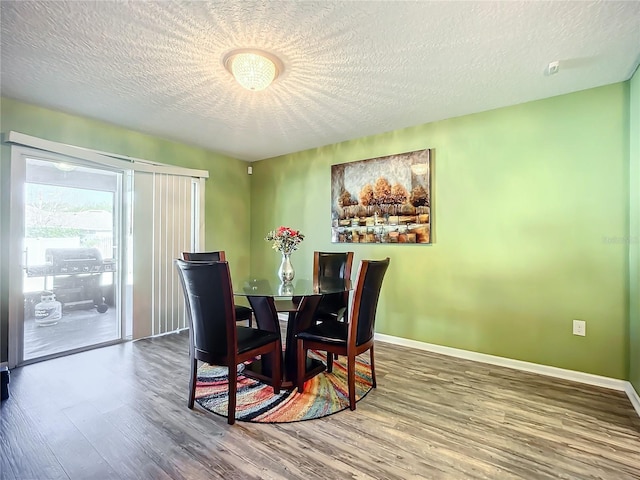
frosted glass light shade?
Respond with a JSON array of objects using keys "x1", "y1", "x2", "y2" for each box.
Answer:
[{"x1": 224, "y1": 49, "x2": 282, "y2": 91}]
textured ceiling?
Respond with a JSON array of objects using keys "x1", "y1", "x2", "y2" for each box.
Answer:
[{"x1": 1, "y1": 1, "x2": 639, "y2": 162}]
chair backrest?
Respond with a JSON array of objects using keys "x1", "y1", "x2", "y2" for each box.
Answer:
[
  {"x1": 182, "y1": 251, "x2": 226, "y2": 261},
  {"x1": 175, "y1": 259, "x2": 236, "y2": 363},
  {"x1": 313, "y1": 251, "x2": 354, "y2": 281},
  {"x1": 313, "y1": 251, "x2": 354, "y2": 315},
  {"x1": 349, "y1": 258, "x2": 390, "y2": 347}
]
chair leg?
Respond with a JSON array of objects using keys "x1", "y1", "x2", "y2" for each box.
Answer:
[
  {"x1": 369, "y1": 345, "x2": 377, "y2": 388},
  {"x1": 272, "y1": 340, "x2": 282, "y2": 394},
  {"x1": 248, "y1": 315, "x2": 252, "y2": 328},
  {"x1": 227, "y1": 363, "x2": 237, "y2": 425},
  {"x1": 297, "y1": 339, "x2": 306, "y2": 393},
  {"x1": 326, "y1": 351, "x2": 333, "y2": 373},
  {"x1": 347, "y1": 353, "x2": 356, "y2": 410},
  {"x1": 188, "y1": 357, "x2": 197, "y2": 409}
]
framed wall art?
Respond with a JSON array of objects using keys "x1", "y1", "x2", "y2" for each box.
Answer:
[{"x1": 331, "y1": 148, "x2": 432, "y2": 244}]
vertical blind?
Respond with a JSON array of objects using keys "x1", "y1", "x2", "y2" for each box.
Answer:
[
  {"x1": 132, "y1": 171, "x2": 203, "y2": 338},
  {"x1": 152, "y1": 173, "x2": 194, "y2": 335}
]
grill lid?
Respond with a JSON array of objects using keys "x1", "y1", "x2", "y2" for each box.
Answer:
[{"x1": 45, "y1": 248, "x2": 103, "y2": 266}]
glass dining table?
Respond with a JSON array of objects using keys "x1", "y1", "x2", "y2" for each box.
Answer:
[{"x1": 234, "y1": 277, "x2": 352, "y2": 389}]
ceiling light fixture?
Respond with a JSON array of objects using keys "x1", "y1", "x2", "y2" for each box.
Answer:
[{"x1": 223, "y1": 49, "x2": 283, "y2": 91}]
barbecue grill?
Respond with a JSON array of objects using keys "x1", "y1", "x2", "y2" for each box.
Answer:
[{"x1": 26, "y1": 247, "x2": 116, "y2": 315}]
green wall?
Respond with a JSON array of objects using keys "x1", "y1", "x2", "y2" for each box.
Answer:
[
  {"x1": 630, "y1": 67, "x2": 640, "y2": 394},
  {"x1": 1, "y1": 81, "x2": 635, "y2": 383},
  {"x1": 250, "y1": 84, "x2": 630, "y2": 380},
  {"x1": 0, "y1": 97, "x2": 251, "y2": 363}
]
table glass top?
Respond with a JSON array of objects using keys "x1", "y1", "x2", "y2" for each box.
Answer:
[{"x1": 234, "y1": 277, "x2": 352, "y2": 297}]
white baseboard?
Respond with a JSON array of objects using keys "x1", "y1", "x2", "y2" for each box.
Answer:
[
  {"x1": 375, "y1": 333, "x2": 640, "y2": 418},
  {"x1": 235, "y1": 317, "x2": 640, "y2": 417},
  {"x1": 135, "y1": 327, "x2": 188, "y2": 342},
  {"x1": 625, "y1": 382, "x2": 640, "y2": 418}
]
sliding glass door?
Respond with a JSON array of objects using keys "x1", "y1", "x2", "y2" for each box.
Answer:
[
  {"x1": 6, "y1": 133, "x2": 207, "y2": 368},
  {"x1": 21, "y1": 156, "x2": 123, "y2": 362}
]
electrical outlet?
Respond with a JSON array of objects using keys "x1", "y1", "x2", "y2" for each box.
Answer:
[{"x1": 573, "y1": 319, "x2": 586, "y2": 336}]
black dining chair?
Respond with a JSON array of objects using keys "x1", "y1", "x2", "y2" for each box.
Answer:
[
  {"x1": 313, "y1": 251, "x2": 354, "y2": 324},
  {"x1": 313, "y1": 251, "x2": 354, "y2": 362},
  {"x1": 296, "y1": 257, "x2": 390, "y2": 410},
  {"x1": 182, "y1": 251, "x2": 253, "y2": 327},
  {"x1": 175, "y1": 259, "x2": 281, "y2": 425}
]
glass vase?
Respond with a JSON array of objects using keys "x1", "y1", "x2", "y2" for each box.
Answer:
[{"x1": 278, "y1": 252, "x2": 295, "y2": 284}]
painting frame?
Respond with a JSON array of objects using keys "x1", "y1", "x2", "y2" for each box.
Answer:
[{"x1": 331, "y1": 148, "x2": 432, "y2": 245}]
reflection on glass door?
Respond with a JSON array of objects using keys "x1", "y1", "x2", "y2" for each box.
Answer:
[{"x1": 22, "y1": 158, "x2": 122, "y2": 361}]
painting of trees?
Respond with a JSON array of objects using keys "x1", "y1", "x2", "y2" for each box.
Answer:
[{"x1": 330, "y1": 148, "x2": 432, "y2": 244}]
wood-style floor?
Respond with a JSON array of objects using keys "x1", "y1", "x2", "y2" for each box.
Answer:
[{"x1": 2, "y1": 329, "x2": 639, "y2": 480}]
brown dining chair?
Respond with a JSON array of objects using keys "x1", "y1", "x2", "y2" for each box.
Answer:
[
  {"x1": 175, "y1": 259, "x2": 281, "y2": 425},
  {"x1": 296, "y1": 257, "x2": 390, "y2": 410},
  {"x1": 182, "y1": 251, "x2": 253, "y2": 327},
  {"x1": 313, "y1": 251, "x2": 354, "y2": 324}
]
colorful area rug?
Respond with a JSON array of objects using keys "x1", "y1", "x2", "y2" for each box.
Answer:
[{"x1": 195, "y1": 351, "x2": 373, "y2": 423}]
